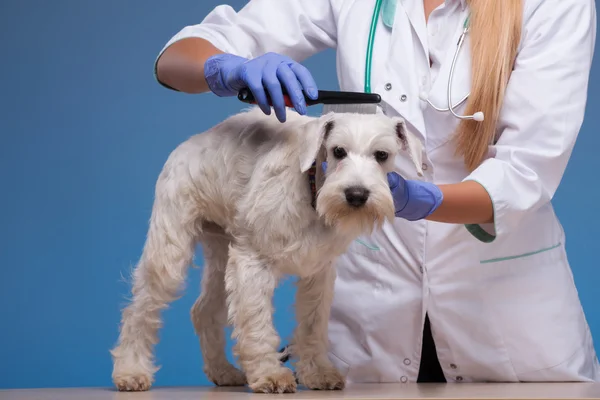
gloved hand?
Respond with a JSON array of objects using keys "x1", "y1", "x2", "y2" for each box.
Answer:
[
  {"x1": 386, "y1": 172, "x2": 443, "y2": 221},
  {"x1": 203, "y1": 52, "x2": 318, "y2": 122},
  {"x1": 320, "y1": 163, "x2": 443, "y2": 221}
]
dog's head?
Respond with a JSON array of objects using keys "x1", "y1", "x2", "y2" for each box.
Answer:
[{"x1": 298, "y1": 111, "x2": 424, "y2": 236}]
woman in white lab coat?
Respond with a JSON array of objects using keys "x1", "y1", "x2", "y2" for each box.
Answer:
[{"x1": 154, "y1": 0, "x2": 599, "y2": 384}]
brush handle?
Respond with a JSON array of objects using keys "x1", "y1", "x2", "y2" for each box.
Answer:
[
  {"x1": 314, "y1": 90, "x2": 381, "y2": 104},
  {"x1": 237, "y1": 88, "x2": 381, "y2": 107},
  {"x1": 237, "y1": 88, "x2": 294, "y2": 108}
]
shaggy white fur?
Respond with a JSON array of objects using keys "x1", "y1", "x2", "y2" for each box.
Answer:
[{"x1": 110, "y1": 107, "x2": 423, "y2": 393}]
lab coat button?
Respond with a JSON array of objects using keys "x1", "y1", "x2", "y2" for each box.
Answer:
[
  {"x1": 456, "y1": 376, "x2": 463, "y2": 382},
  {"x1": 450, "y1": 363, "x2": 457, "y2": 369},
  {"x1": 385, "y1": 83, "x2": 392, "y2": 91},
  {"x1": 403, "y1": 358, "x2": 411, "y2": 365},
  {"x1": 400, "y1": 94, "x2": 407, "y2": 102},
  {"x1": 400, "y1": 376, "x2": 408, "y2": 383},
  {"x1": 422, "y1": 163, "x2": 428, "y2": 171}
]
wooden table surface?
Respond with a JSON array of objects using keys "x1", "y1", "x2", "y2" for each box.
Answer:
[{"x1": 2, "y1": 383, "x2": 600, "y2": 400}]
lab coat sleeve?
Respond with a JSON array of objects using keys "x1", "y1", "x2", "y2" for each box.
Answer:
[
  {"x1": 462, "y1": 0, "x2": 597, "y2": 243},
  {"x1": 153, "y1": 0, "x2": 339, "y2": 82}
]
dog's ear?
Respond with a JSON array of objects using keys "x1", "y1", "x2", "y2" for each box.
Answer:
[
  {"x1": 298, "y1": 112, "x2": 336, "y2": 173},
  {"x1": 394, "y1": 117, "x2": 424, "y2": 177}
]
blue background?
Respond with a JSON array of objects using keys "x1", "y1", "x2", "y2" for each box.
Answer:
[{"x1": 0, "y1": 0, "x2": 597, "y2": 390}]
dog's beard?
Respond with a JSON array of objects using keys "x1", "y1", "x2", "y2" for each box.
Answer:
[{"x1": 316, "y1": 183, "x2": 395, "y2": 236}]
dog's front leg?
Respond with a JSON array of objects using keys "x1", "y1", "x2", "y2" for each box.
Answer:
[
  {"x1": 225, "y1": 244, "x2": 297, "y2": 393},
  {"x1": 293, "y1": 265, "x2": 346, "y2": 390}
]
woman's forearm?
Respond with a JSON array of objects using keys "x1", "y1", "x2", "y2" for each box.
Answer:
[
  {"x1": 155, "y1": 38, "x2": 224, "y2": 93},
  {"x1": 426, "y1": 180, "x2": 494, "y2": 225}
]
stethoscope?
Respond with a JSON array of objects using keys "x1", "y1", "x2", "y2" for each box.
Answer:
[{"x1": 364, "y1": 0, "x2": 484, "y2": 122}]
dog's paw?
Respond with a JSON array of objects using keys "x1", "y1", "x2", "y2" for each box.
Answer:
[
  {"x1": 249, "y1": 368, "x2": 297, "y2": 394},
  {"x1": 205, "y1": 364, "x2": 247, "y2": 387},
  {"x1": 297, "y1": 365, "x2": 345, "y2": 390},
  {"x1": 111, "y1": 344, "x2": 157, "y2": 392},
  {"x1": 113, "y1": 373, "x2": 152, "y2": 392}
]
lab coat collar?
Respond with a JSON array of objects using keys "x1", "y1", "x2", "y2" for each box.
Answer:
[
  {"x1": 431, "y1": 0, "x2": 467, "y2": 11},
  {"x1": 443, "y1": 0, "x2": 467, "y2": 11},
  {"x1": 449, "y1": 0, "x2": 467, "y2": 11},
  {"x1": 400, "y1": 0, "x2": 467, "y2": 11},
  {"x1": 399, "y1": 0, "x2": 467, "y2": 61}
]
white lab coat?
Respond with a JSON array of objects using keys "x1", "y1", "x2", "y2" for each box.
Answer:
[{"x1": 156, "y1": 0, "x2": 599, "y2": 383}]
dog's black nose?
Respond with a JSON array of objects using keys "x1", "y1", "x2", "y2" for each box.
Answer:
[{"x1": 344, "y1": 186, "x2": 370, "y2": 207}]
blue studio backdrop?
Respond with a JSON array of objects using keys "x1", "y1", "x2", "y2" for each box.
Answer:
[{"x1": 0, "y1": 0, "x2": 598, "y2": 390}]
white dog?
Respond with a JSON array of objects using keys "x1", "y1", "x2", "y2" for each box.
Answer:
[{"x1": 110, "y1": 107, "x2": 423, "y2": 393}]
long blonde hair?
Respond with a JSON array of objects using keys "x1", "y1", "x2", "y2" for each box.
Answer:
[{"x1": 454, "y1": 0, "x2": 523, "y2": 171}]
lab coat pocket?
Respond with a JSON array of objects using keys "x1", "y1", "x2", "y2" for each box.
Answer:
[
  {"x1": 477, "y1": 242, "x2": 587, "y2": 377},
  {"x1": 340, "y1": 233, "x2": 389, "y2": 267},
  {"x1": 352, "y1": 236, "x2": 383, "y2": 253},
  {"x1": 342, "y1": 233, "x2": 397, "y2": 284},
  {"x1": 328, "y1": 234, "x2": 390, "y2": 375},
  {"x1": 334, "y1": 235, "x2": 391, "y2": 296}
]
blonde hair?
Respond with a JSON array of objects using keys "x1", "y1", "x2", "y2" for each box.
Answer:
[{"x1": 454, "y1": 0, "x2": 523, "y2": 171}]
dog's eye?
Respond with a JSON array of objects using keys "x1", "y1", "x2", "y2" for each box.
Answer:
[
  {"x1": 374, "y1": 151, "x2": 389, "y2": 162},
  {"x1": 333, "y1": 147, "x2": 347, "y2": 159}
]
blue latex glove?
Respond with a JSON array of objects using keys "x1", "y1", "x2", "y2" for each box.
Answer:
[
  {"x1": 386, "y1": 172, "x2": 443, "y2": 221},
  {"x1": 203, "y1": 52, "x2": 318, "y2": 122},
  {"x1": 321, "y1": 163, "x2": 443, "y2": 221}
]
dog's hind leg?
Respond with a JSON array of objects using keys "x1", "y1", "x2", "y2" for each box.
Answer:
[
  {"x1": 225, "y1": 244, "x2": 297, "y2": 394},
  {"x1": 293, "y1": 265, "x2": 346, "y2": 390},
  {"x1": 191, "y1": 231, "x2": 246, "y2": 386},
  {"x1": 110, "y1": 197, "x2": 197, "y2": 391}
]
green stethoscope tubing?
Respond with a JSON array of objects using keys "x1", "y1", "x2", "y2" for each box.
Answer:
[
  {"x1": 364, "y1": 1, "x2": 472, "y2": 99},
  {"x1": 364, "y1": 0, "x2": 384, "y2": 94}
]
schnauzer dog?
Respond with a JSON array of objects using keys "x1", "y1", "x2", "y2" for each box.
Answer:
[{"x1": 110, "y1": 107, "x2": 423, "y2": 393}]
